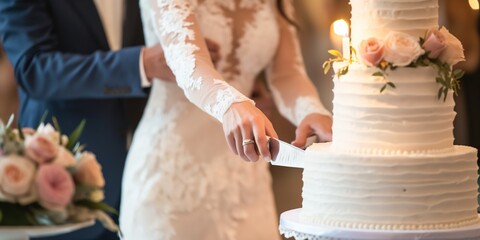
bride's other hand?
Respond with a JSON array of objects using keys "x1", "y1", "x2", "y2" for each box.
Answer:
[
  {"x1": 223, "y1": 101, "x2": 278, "y2": 162},
  {"x1": 143, "y1": 38, "x2": 221, "y2": 83},
  {"x1": 291, "y1": 114, "x2": 332, "y2": 148}
]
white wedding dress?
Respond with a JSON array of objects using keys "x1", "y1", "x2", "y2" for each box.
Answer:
[{"x1": 120, "y1": 0, "x2": 330, "y2": 239}]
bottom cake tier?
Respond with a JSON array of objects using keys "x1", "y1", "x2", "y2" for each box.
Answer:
[{"x1": 301, "y1": 143, "x2": 479, "y2": 230}]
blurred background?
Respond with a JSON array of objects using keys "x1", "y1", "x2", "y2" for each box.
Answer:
[{"x1": 0, "y1": 0, "x2": 479, "y2": 238}]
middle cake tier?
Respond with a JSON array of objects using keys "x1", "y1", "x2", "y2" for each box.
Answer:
[{"x1": 331, "y1": 63, "x2": 455, "y2": 153}]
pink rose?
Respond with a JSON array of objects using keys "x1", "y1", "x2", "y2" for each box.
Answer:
[
  {"x1": 74, "y1": 152, "x2": 105, "y2": 188},
  {"x1": 423, "y1": 28, "x2": 447, "y2": 58},
  {"x1": 438, "y1": 27, "x2": 465, "y2": 66},
  {"x1": 52, "y1": 147, "x2": 76, "y2": 167},
  {"x1": 25, "y1": 135, "x2": 59, "y2": 164},
  {"x1": 0, "y1": 155, "x2": 36, "y2": 201},
  {"x1": 36, "y1": 164, "x2": 74, "y2": 210},
  {"x1": 384, "y1": 31, "x2": 425, "y2": 67},
  {"x1": 359, "y1": 38, "x2": 385, "y2": 67}
]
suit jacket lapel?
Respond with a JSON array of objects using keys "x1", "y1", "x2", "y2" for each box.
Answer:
[
  {"x1": 68, "y1": 0, "x2": 109, "y2": 50},
  {"x1": 123, "y1": 0, "x2": 145, "y2": 47}
]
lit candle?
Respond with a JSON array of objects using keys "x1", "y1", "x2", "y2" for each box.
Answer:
[{"x1": 333, "y1": 19, "x2": 350, "y2": 61}]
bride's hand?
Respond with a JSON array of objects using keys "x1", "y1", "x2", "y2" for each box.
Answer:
[
  {"x1": 292, "y1": 113, "x2": 332, "y2": 148},
  {"x1": 223, "y1": 101, "x2": 278, "y2": 162}
]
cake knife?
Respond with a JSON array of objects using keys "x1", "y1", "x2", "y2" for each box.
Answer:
[{"x1": 268, "y1": 136, "x2": 317, "y2": 168}]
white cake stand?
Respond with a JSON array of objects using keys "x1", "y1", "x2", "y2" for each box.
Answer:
[
  {"x1": 0, "y1": 220, "x2": 94, "y2": 240},
  {"x1": 279, "y1": 209, "x2": 480, "y2": 240}
]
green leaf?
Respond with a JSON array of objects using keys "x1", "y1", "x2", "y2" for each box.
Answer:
[
  {"x1": 38, "y1": 110, "x2": 49, "y2": 129},
  {"x1": 66, "y1": 119, "x2": 86, "y2": 150},
  {"x1": 328, "y1": 49, "x2": 343, "y2": 59},
  {"x1": 52, "y1": 117, "x2": 61, "y2": 132},
  {"x1": 52, "y1": 117, "x2": 62, "y2": 144},
  {"x1": 339, "y1": 66, "x2": 349, "y2": 75},
  {"x1": 387, "y1": 82, "x2": 396, "y2": 88},
  {"x1": 323, "y1": 61, "x2": 331, "y2": 75},
  {"x1": 443, "y1": 88, "x2": 448, "y2": 102},
  {"x1": 437, "y1": 87, "x2": 443, "y2": 100},
  {"x1": 17, "y1": 120, "x2": 25, "y2": 140},
  {"x1": 350, "y1": 47, "x2": 357, "y2": 60},
  {"x1": 5, "y1": 114, "x2": 14, "y2": 129},
  {"x1": 75, "y1": 200, "x2": 118, "y2": 215},
  {"x1": 0, "y1": 202, "x2": 34, "y2": 226},
  {"x1": 380, "y1": 84, "x2": 387, "y2": 93},
  {"x1": 372, "y1": 71, "x2": 384, "y2": 77},
  {"x1": 453, "y1": 69, "x2": 465, "y2": 79}
]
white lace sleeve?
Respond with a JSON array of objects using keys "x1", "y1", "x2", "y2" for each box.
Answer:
[
  {"x1": 266, "y1": 1, "x2": 331, "y2": 126},
  {"x1": 147, "y1": 0, "x2": 253, "y2": 122}
]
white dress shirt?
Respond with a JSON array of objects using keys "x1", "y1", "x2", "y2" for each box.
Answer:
[{"x1": 93, "y1": 0, "x2": 150, "y2": 87}]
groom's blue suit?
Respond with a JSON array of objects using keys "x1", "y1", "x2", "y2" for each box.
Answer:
[{"x1": 0, "y1": 0, "x2": 146, "y2": 239}]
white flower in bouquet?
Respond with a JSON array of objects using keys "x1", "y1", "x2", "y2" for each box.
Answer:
[
  {"x1": 438, "y1": 27, "x2": 465, "y2": 66},
  {"x1": 0, "y1": 155, "x2": 37, "y2": 204},
  {"x1": 74, "y1": 152, "x2": 105, "y2": 188},
  {"x1": 52, "y1": 146, "x2": 76, "y2": 167},
  {"x1": 384, "y1": 31, "x2": 425, "y2": 67},
  {"x1": 36, "y1": 164, "x2": 75, "y2": 211},
  {"x1": 36, "y1": 123, "x2": 61, "y2": 144}
]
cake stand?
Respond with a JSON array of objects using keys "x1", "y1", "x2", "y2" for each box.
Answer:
[
  {"x1": 0, "y1": 220, "x2": 94, "y2": 240},
  {"x1": 279, "y1": 209, "x2": 480, "y2": 240}
]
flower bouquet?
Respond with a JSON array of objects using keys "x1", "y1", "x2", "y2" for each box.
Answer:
[{"x1": 0, "y1": 115, "x2": 118, "y2": 234}]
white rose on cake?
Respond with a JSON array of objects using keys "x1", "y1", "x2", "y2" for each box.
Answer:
[
  {"x1": 438, "y1": 27, "x2": 465, "y2": 66},
  {"x1": 383, "y1": 31, "x2": 424, "y2": 67}
]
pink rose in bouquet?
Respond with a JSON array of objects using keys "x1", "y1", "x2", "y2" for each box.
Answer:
[
  {"x1": 423, "y1": 28, "x2": 447, "y2": 58},
  {"x1": 36, "y1": 164, "x2": 75, "y2": 211},
  {"x1": 438, "y1": 27, "x2": 465, "y2": 66},
  {"x1": 74, "y1": 152, "x2": 105, "y2": 188},
  {"x1": 52, "y1": 146, "x2": 76, "y2": 167},
  {"x1": 25, "y1": 135, "x2": 58, "y2": 164},
  {"x1": 0, "y1": 155, "x2": 36, "y2": 204},
  {"x1": 359, "y1": 38, "x2": 385, "y2": 67},
  {"x1": 384, "y1": 31, "x2": 424, "y2": 67}
]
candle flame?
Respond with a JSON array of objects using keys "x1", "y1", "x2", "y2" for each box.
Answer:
[
  {"x1": 333, "y1": 19, "x2": 349, "y2": 37},
  {"x1": 469, "y1": 0, "x2": 479, "y2": 10}
]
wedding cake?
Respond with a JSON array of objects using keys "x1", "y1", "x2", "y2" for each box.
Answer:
[{"x1": 301, "y1": 0, "x2": 479, "y2": 230}]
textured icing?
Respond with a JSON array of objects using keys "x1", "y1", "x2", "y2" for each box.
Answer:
[
  {"x1": 331, "y1": 63, "x2": 455, "y2": 152},
  {"x1": 350, "y1": 0, "x2": 439, "y2": 50},
  {"x1": 301, "y1": 143, "x2": 479, "y2": 230}
]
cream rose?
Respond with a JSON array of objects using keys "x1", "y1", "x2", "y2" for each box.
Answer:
[
  {"x1": 438, "y1": 27, "x2": 465, "y2": 66},
  {"x1": 74, "y1": 152, "x2": 105, "y2": 188},
  {"x1": 383, "y1": 31, "x2": 425, "y2": 67},
  {"x1": 0, "y1": 155, "x2": 36, "y2": 203},
  {"x1": 52, "y1": 146, "x2": 76, "y2": 167},
  {"x1": 359, "y1": 38, "x2": 385, "y2": 67},
  {"x1": 423, "y1": 28, "x2": 447, "y2": 59}
]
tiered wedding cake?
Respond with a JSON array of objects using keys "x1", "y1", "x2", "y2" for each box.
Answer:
[{"x1": 301, "y1": 0, "x2": 479, "y2": 230}]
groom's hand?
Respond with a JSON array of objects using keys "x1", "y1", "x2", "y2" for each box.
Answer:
[
  {"x1": 292, "y1": 113, "x2": 332, "y2": 148},
  {"x1": 143, "y1": 38, "x2": 221, "y2": 83},
  {"x1": 143, "y1": 44, "x2": 175, "y2": 82}
]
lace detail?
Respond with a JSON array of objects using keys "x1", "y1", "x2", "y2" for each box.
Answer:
[
  {"x1": 294, "y1": 96, "x2": 332, "y2": 123},
  {"x1": 279, "y1": 225, "x2": 347, "y2": 240},
  {"x1": 121, "y1": 0, "x2": 328, "y2": 239}
]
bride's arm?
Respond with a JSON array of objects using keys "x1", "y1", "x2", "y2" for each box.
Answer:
[
  {"x1": 266, "y1": 2, "x2": 332, "y2": 146},
  {"x1": 147, "y1": 0, "x2": 276, "y2": 162}
]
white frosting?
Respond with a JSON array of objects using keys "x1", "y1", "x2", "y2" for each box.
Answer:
[
  {"x1": 301, "y1": 143, "x2": 479, "y2": 230},
  {"x1": 331, "y1": 63, "x2": 455, "y2": 152},
  {"x1": 350, "y1": 0, "x2": 438, "y2": 50}
]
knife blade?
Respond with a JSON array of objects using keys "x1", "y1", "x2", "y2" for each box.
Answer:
[{"x1": 268, "y1": 137, "x2": 316, "y2": 168}]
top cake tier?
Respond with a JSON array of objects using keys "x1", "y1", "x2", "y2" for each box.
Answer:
[{"x1": 350, "y1": 0, "x2": 438, "y2": 50}]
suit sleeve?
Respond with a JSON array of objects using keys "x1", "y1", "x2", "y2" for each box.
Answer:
[{"x1": 0, "y1": 0, "x2": 146, "y2": 100}]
